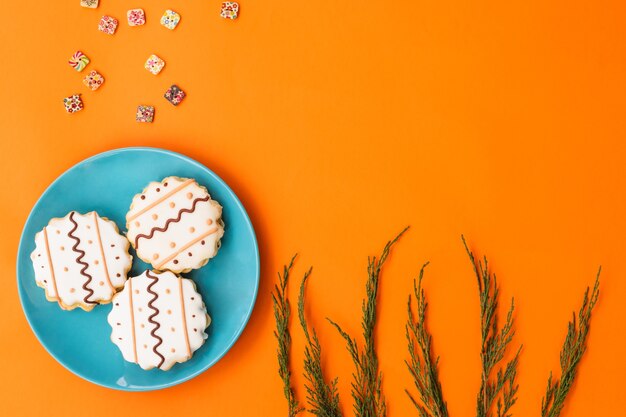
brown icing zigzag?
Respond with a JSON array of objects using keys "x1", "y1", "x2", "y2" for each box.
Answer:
[
  {"x1": 68, "y1": 211, "x2": 96, "y2": 304},
  {"x1": 146, "y1": 270, "x2": 165, "y2": 368},
  {"x1": 135, "y1": 195, "x2": 211, "y2": 248}
]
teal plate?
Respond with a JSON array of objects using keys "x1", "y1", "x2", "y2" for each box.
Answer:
[{"x1": 16, "y1": 147, "x2": 259, "y2": 391}]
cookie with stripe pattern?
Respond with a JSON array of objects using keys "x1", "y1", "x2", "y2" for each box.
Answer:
[
  {"x1": 107, "y1": 270, "x2": 211, "y2": 370},
  {"x1": 30, "y1": 211, "x2": 132, "y2": 311},
  {"x1": 126, "y1": 176, "x2": 225, "y2": 273}
]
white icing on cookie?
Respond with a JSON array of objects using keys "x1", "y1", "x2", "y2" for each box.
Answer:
[
  {"x1": 126, "y1": 177, "x2": 224, "y2": 273},
  {"x1": 107, "y1": 270, "x2": 210, "y2": 370},
  {"x1": 30, "y1": 211, "x2": 132, "y2": 311}
]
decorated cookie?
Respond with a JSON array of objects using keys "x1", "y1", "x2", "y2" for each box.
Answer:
[
  {"x1": 136, "y1": 105, "x2": 155, "y2": 123},
  {"x1": 68, "y1": 51, "x2": 90, "y2": 72},
  {"x1": 220, "y1": 2, "x2": 239, "y2": 19},
  {"x1": 145, "y1": 54, "x2": 165, "y2": 75},
  {"x1": 30, "y1": 211, "x2": 132, "y2": 311},
  {"x1": 160, "y1": 9, "x2": 180, "y2": 30},
  {"x1": 63, "y1": 94, "x2": 84, "y2": 114},
  {"x1": 82, "y1": 70, "x2": 105, "y2": 91},
  {"x1": 80, "y1": 0, "x2": 98, "y2": 9},
  {"x1": 108, "y1": 270, "x2": 210, "y2": 370},
  {"x1": 126, "y1": 177, "x2": 224, "y2": 273},
  {"x1": 127, "y1": 9, "x2": 146, "y2": 26},
  {"x1": 164, "y1": 84, "x2": 186, "y2": 106},
  {"x1": 98, "y1": 15, "x2": 118, "y2": 35}
]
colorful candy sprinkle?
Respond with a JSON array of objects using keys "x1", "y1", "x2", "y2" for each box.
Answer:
[
  {"x1": 220, "y1": 2, "x2": 239, "y2": 19},
  {"x1": 164, "y1": 85, "x2": 186, "y2": 106},
  {"x1": 136, "y1": 106, "x2": 155, "y2": 123},
  {"x1": 160, "y1": 9, "x2": 181, "y2": 30},
  {"x1": 83, "y1": 70, "x2": 105, "y2": 91},
  {"x1": 68, "y1": 51, "x2": 90, "y2": 72},
  {"x1": 127, "y1": 9, "x2": 146, "y2": 26},
  {"x1": 80, "y1": 0, "x2": 98, "y2": 8},
  {"x1": 64, "y1": 95, "x2": 84, "y2": 114},
  {"x1": 145, "y1": 55, "x2": 165, "y2": 75},
  {"x1": 98, "y1": 15, "x2": 118, "y2": 35}
]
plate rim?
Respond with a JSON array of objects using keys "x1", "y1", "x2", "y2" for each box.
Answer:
[{"x1": 16, "y1": 146, "x2": 260, "y2": 391}]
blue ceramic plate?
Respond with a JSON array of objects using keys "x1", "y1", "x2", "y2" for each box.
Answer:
[{"x1": 17, "y1": 147, "x2": 259, "y2": 391}]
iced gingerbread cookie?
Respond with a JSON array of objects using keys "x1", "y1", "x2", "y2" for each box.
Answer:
[
  {"x1": 126, "y1": 177, "x2": 224, "y2": 273},
  {"x1": 108, "y1": 270, "x2": 210, "y2": 370},
  {"x1": 30, "y1": 211, "x2": 132, "y2": 311}
]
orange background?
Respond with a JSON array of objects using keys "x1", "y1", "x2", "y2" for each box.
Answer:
[{"x1": 1, "y1": 0, "x2": 625, "y2": 416}]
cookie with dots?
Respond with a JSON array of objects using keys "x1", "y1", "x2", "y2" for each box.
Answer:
[
  {"x1": 30, "y1": 211, "x2": 132, "y2": 311},
  {"x1": 107, "y1": 270, "x2": 211, "y2": 370},
  {"x1": 126, "y1": 177, "x2": 225, "y2": 273}
]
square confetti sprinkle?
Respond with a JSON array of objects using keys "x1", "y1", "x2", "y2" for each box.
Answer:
[
  {"x1": 68, "y1": 51, "x2": 90, "y2": 72},
  {"x1": 160, "y1": 9, "x2": 180, "y2": 30},
  {"x1": 136, "y1": 105, "x2": 155, "y2": 123},
  {"x1": 164, "y1": 85, "x2": 186, "y2": 106},
  {"x1": 127, "y1": 9, "x2": 145, "y2": 26},
  {"x1": 220, "y1": 2, "x2": 239, "y2": 19},
  {"x1": 98, "y1": 15, "x2": 118, "y2": 35},
  {"x1": 144, "y1": 54, "x2": 165, "y2": 75},
  {"x1": 80, "y1": 0, "x2": 98, "y2": 8},
  {"x1": 83, "y1": 70, "x2": 105, "y2": 91},
  {"x1": 63, "y1": 95, "x2": 83, "y2": 114}
]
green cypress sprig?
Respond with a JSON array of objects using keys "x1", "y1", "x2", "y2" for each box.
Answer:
[
  {"x1": 462, "y1": 236, "x2": 521, "y2": 417},
  {"x1": 328, "y1": 227, "x2": 409, "y2": 417},
  {"x1": 541, "y1": 269, "x2": 601, "y2": 417},
  {"x1": 272, "y1": 255, "x2": 304, "y2": 417},
  {"x1": 298, "y1": 268, "x2": 343, "y2": 417},
  {"x1": 405, "y1": 262, "x2": 449, "y2": 417}
]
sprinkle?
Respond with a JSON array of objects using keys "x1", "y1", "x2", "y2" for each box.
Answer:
[{"x1": 68, "y1": 51, "x2": 89, "y2": 72}]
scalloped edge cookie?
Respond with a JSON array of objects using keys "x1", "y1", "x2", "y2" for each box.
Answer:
[{"x1": 125, "y1": 176, "x2": 225, "y2": 273}]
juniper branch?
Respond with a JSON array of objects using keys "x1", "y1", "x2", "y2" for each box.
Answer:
[
  {"x1": 405, "y1": 262, "x2": 449, "y2": 417},
  {"x1": 272, "y1": 255, "x2": 304, "y2": 417},
  {"x1": 297, "y1": 268, "x2": 343, "y2": 417},
  {"x1": 328, "y1": 227, "x2": 409, "y2": 417},
  {"x1": 462, "y1": 236, "x2": 521, "y2": 417},
  {"x1": 541, "y1": 269, "x2": 601, "y2": 417}
]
